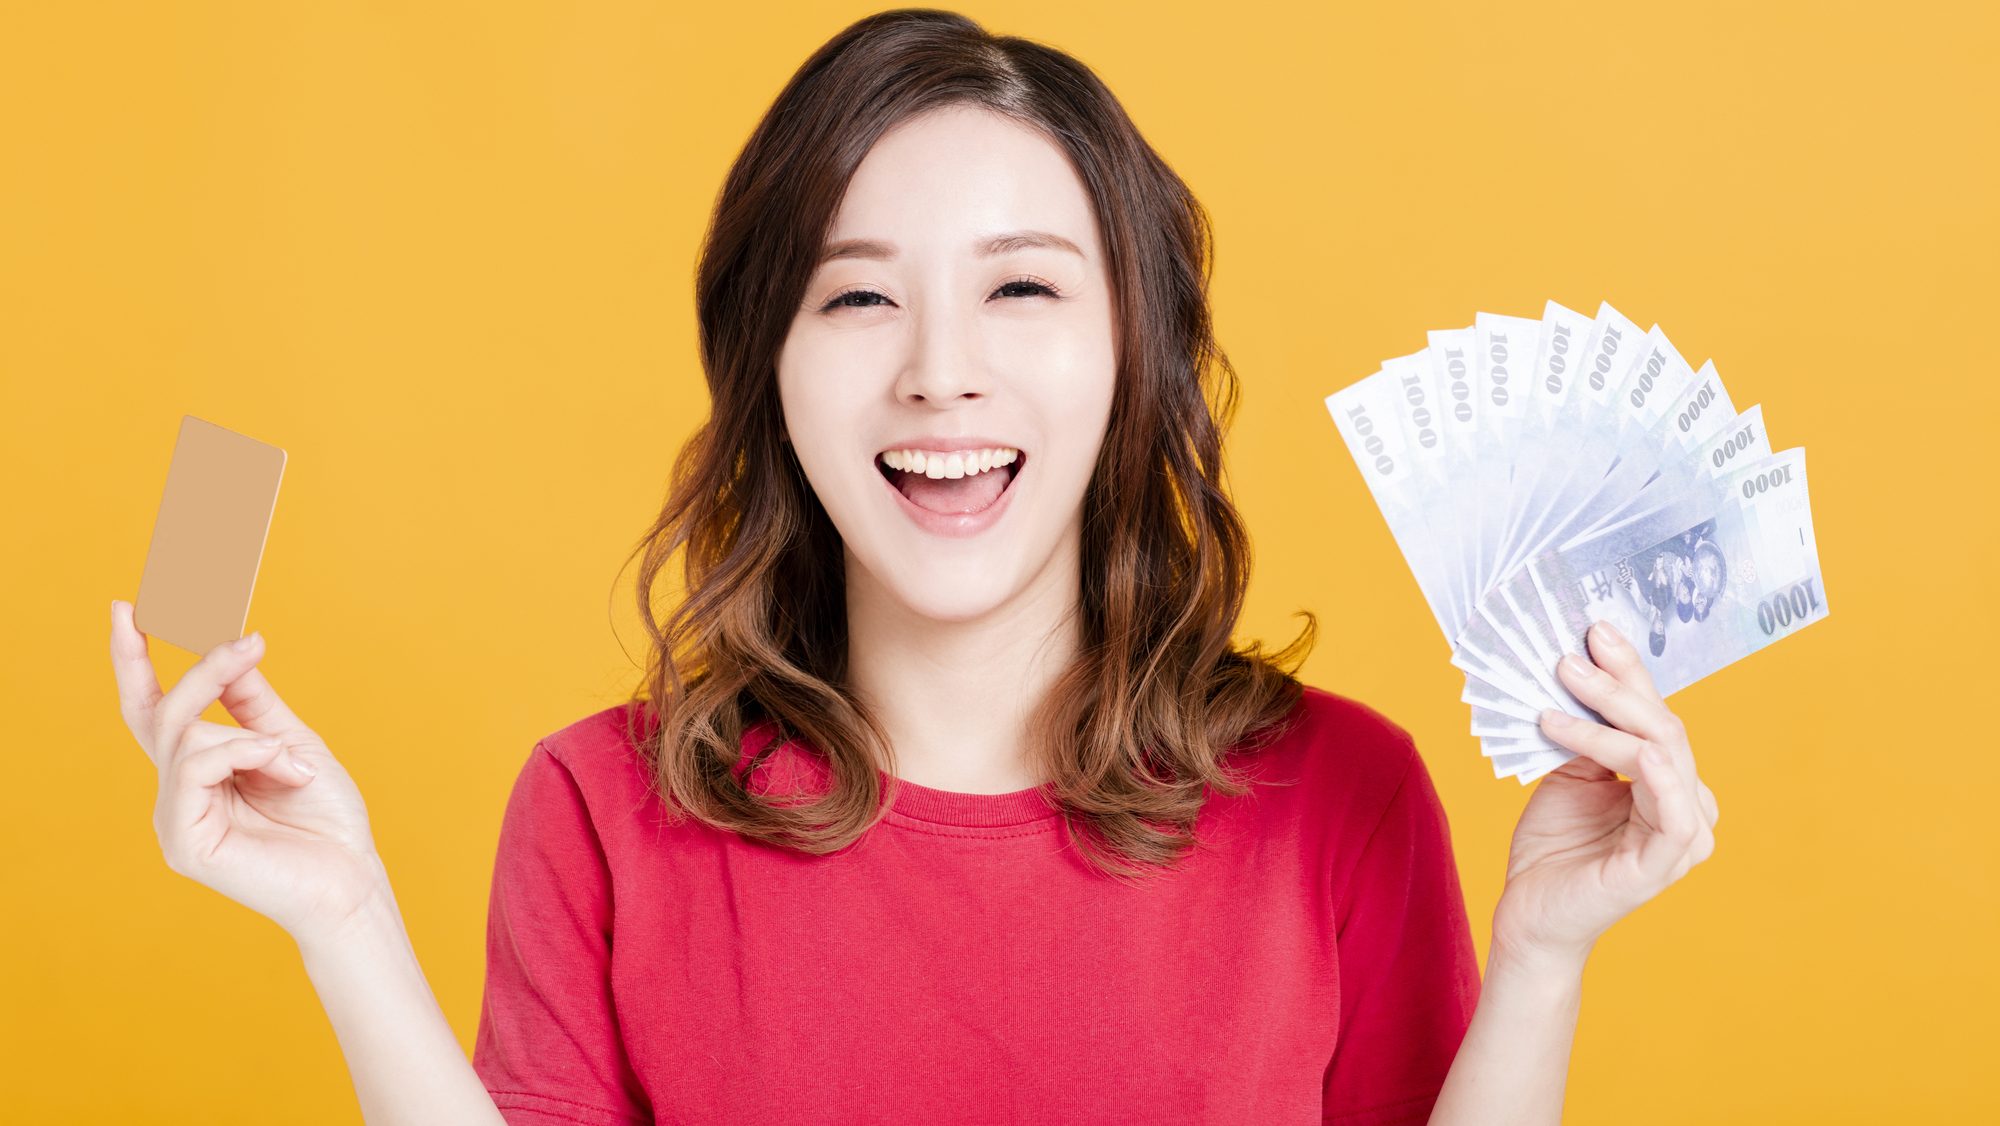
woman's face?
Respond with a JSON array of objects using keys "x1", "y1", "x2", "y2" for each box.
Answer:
[{"x1": 776, "y1": 104, "x2": 1119, "y2": 623}]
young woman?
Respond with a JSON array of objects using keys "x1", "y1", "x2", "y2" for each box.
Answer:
[{"x1": 111, "y1": 9, "x2": 1717, "y2": 1124}]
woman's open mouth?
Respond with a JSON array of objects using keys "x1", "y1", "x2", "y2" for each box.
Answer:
[{"x1": 875, "y1": 445, "x2": 1026, "y2": 536}]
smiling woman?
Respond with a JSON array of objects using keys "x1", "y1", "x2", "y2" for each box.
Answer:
[
  {"x1": 448, "y1": 9, "x2": 1504, "y2": 1123},
  {"x1": 621, "y1": 12, "x2": 1316, "y2": 870},
  {"x1": 779, "y1": 104, "x2": 1119, "y2": 626},
  {"x1": 106, "y1": 6, "x2": 1712, "y2": 1126},
  {"x1": 449, "y1": 8, "x2": 1509, "y2": 1124}
]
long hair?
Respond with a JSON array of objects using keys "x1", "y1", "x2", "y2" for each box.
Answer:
[{"x1": 620, "y1": 7, "x2": 1315, "y2": 881}]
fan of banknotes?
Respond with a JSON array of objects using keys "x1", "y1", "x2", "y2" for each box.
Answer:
[{"x1": 1326, "y1": 300, "x2": 1829, "y2": 784}]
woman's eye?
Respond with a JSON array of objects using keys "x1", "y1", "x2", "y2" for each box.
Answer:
[
  {"x1": 824, "y1": 289, "x2": 891, "y2": 310},
  {"x1": 818, "y1": 279, "x2": 1060, "y2": 313},
  {"x1": 993, "y1": 279, "x2": 1059, "y2": 299}
]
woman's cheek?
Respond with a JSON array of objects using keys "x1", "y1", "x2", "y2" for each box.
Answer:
[{"x1": 784, "y1": 368, "x2": 880, "y2": 528}]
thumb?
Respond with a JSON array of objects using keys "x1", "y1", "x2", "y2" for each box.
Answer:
[{"x1": 156, "y1": 631, "x2": 271, "y2": 760}]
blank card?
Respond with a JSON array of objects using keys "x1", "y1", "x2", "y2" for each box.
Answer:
[{"x1": 133, "y1": 415, "x2": 287, "y2": 657}]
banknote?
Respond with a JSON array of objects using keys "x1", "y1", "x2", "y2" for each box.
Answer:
[
  {"x1": 1326, "y1": 302, "x2": 1828, "y2": 783},
  {"x1": 1461, "y1": 389, "x2": 1773, "y2": 745},
  {"x1": 1325, "y1": 363, "x2": 1464, "y2": 642},
  {"x1": 1528, "y1": 447, "x2": 1826, "y2": 701},
  {"x1": 1464, "y1": 400, "x2": 1776, "y2": 736}
]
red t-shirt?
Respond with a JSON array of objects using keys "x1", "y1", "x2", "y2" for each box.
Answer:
[{"x1": 472, "y1": 685, "x2": 1482, "y2": 1125}]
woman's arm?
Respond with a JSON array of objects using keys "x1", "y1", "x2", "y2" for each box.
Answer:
[
  {"x1": 1427, "y1": 944, "x2": 1587, "y2": 1124},
  {"x1": 109, "y1": 606, "x2": 509, "y2": 1124},
  {"x1": 296, "y1": 876, "x2": 508, "y2": 1126},
  {"x1": 1428, "y1": 620, "x2": 1719, "y2": 1125}
]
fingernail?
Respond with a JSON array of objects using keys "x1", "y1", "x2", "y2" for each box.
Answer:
[
  {"x1": 1560, "y1": 653, "x2": 1596, "y2": 678},
  {"x1": 1540, "y1": 708, "x2": 1572, "y2": 728},
  {"x1": 232, "y1": 631, "x2": 261, "y2": 653},
  {"x1": 1592, "y1": 620, "x2": 1624, "y2": 647},
  {"x1": 291, "y1": 754, "x2": 316, "y2": 778}
]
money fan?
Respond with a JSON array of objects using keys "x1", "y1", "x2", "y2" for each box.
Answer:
[{"x1": 1326, "y1": 300, "x2": 1829, "y2": 783}]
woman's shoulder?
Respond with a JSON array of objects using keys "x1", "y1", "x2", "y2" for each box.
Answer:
[
  {"x1": 522, "y1": 699, "x2": 805, "y2": 812},
  {"x1": 1284, "y1": 684, "x2": 1417, "y2": 749},
  {"x1": 536, "y1": 697, "x2": 650, "y2": 751},
  {"x1": 509, "y1": 699, "x2": 667, "y2": 822},
  {"x1": 1237, "y1": 683, "x2": 1426, "y2": 819}
]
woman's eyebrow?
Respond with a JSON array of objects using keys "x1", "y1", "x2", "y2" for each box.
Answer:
[{"x1": 817, "y1": 229, "x2": 1085, "y2": 264}]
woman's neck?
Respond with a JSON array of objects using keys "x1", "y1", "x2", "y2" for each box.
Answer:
[{"x1": 842, "y1": 542, "x2": 1080, "y2": 795}]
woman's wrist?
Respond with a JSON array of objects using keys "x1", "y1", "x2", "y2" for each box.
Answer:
[
  {"x1": 287, "y1": 859, "x2": 505, "y2": 1124},
  {"x1": 293, "y1": 864, "x2": 407, "y2": 970},
  {"x1": 1486, "y1": 932, "x2": 1593, "y2": 987},
  {"x1": 1429, "y1": 935, "x2": 1590, "y2": 1124}
]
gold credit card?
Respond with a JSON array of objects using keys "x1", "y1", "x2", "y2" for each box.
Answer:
[{"x1": 133, "y1": 415, "x2": 287, "y2": 656}]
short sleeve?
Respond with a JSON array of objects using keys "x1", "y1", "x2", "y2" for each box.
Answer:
[
  {"x1": 1322, "y1": 742, "x2": 1483, "y2": 1125},
  {"x1": 473, "y1": 743, "x2": 652, "y2": 1126}
]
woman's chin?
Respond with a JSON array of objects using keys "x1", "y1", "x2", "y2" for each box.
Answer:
[
  {"x1": 883, "y1": 576, "x2": 1019, "y2": 624},
  {"x1": 851, "y1": 554, "x2": 1024, "y2": 625}
]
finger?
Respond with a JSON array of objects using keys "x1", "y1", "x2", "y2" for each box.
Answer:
[
  {"x1": 175, "y1": 718, "x2": 296, "y2": 765},
  {"x1": 1674, "y1": 738, "x2": 1715, "y2": 830},
  {"x1": 1690, "y1": 816, "x2": 1717, "y2": 865},
  {"x1": 162, "y1": 736, "x2": 315, "y2": 865},
  {"x1": 216, "y1": 661, "x2": 310, "y2": 738},
  {"x1": 1541, "y1": 710, "x2": 1665, "y2": 837},
  {"x1": 1589, "y1": 619, "x2": 1711, "y2": 813},
  {"x1": 1555, "y1": 647, "x2": 1683, "y2": 747},
  {"x1": 1585, "y1": 620, "x2": 1665, "y2": 706},
  {"x1": 1631, "y1": 743, "x2": 1702, "y2": 887},
  {"x1": 1590, "y1": 623, "x2": 1706, "y2": 816},
  {"x1": 153, "y1": 631, "x2": 268, "y2": 766},
  {"x1": 173, "y1": 734, "x2": 317, "y2": 800},
  {"x1": 1538, "y1": 709, "x2": 1644, "y2": 779},
  {"x1": 111, "y1": 600, "x2": 167, "y2": 764},
  {"x1": 1548, "y1": 753, "x2": 1618, "y2": 784}
]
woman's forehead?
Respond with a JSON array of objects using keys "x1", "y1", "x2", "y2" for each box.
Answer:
[{"x1": 825, "y1": 107, "x2": 1100, "y2": 259}]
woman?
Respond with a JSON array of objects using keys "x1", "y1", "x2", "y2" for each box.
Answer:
[{"x1": 111, "y1": 9, "x2": 1717, "y2": 1124}]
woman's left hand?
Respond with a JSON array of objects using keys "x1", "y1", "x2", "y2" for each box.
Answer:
[{"x1": 1489, "y1": 619, "x2": 1720, "y2": 973}]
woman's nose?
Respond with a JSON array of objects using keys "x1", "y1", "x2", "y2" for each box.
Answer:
[{"x1": 893, "y1": 310, "x2": 988, "y2": 404}]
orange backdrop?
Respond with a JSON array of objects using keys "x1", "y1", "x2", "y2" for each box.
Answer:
[{"x1": 4, "y1": 2, "x2": 1994, "y2": 1121}]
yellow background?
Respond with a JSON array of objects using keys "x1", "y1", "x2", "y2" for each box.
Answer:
[{"x1": 4, "y1": 1, "x2": 1994, "y2": 1121}]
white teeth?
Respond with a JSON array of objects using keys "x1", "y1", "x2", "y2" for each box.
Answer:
[{"x1": 879, "y1": 446, "x2": 1021, "y2": 479}]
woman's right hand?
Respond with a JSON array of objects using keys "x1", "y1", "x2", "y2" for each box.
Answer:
[{"x1": 111, "y1": 600, "x2": 390, "y2": 948}]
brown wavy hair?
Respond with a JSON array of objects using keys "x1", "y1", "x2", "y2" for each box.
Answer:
[{"x1": 619, "y1": 7, "x2": 1315, "y2": 881}]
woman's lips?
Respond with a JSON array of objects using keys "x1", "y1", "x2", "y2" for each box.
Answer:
[{"x1": 875, "y1": 455, "x2": 1024, "y2": 537}]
